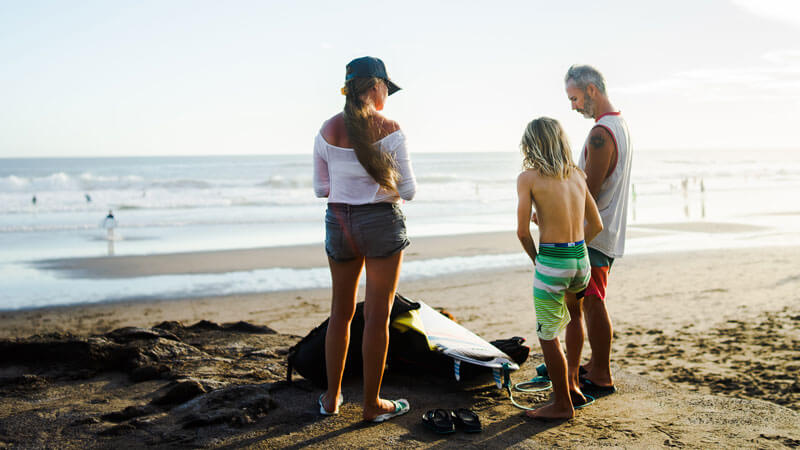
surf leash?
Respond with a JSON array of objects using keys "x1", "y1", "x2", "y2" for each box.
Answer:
[{"x1": 499, "y1": 363, "x2": 552, "y2": 411}]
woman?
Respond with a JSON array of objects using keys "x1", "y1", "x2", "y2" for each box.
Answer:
[{"x1": 312, "y1": 56, "x2": 416, "y2": 422}]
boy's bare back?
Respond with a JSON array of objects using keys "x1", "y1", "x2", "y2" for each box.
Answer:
[{"x1": 517, "y1": 169, "x2": 601, "y2": 245}]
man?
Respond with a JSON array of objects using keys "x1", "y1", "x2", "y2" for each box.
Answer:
[{"x1": 564, "y1": 64, "x2": 632, "y2": 395}]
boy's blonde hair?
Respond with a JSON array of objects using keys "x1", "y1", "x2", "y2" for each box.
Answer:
[{"x1": 520, "y1": 117, "x2": 576, "y2": 178}]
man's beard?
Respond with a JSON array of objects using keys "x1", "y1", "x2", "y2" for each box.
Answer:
[{"x1": 579, "y1": 95, "x2": 595, "y2": 119}]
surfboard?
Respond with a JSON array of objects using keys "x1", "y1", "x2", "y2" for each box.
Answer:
[{"x1": 392, "y1": 300, "x2": 519, "y2": 380}]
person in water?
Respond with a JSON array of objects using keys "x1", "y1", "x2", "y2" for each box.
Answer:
[
  {"x1": 516, "y1": 117, "x2": 602, "y2": 420},
  {"x1": 313, "y1": 56, "x2": 416, "y2": 422},
  {"x1": 103, "y1": 210, "x2": 117, "y2": 240}
]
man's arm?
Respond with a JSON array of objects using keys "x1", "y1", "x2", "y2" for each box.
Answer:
[
  {"x1": 516, "y1": 173, "x2": 538, "y2": 264},
  {"x1": 583, "y1": 183, "x2": 603, "y2": 244},
  {"x1": 584, "y1": 126, "x2": 616, "y2": 200}
]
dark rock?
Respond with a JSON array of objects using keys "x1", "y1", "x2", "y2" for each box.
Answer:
[
  {"x1": 152, "y1": 379, "x2": 206, "y2": 406},
  {"x1": 185, "y1": 320, "x2": 275, "y2": 334},
  {"x1": 101, "y1": 405, "x2": 157, "y2": 423},
  {"x1": 188, "y1": 320, "x2": 222, "y2": 331},
  {"x1": 225, "y1": 321, "x2": 276, "y2": 334},
  {"x1": 71, "y1": 416, "x2": 101, "y2": 426},
  {"x1": 105, "y1": 327, "x2": 180, "y2": 343},
  {"x1": 243, "y1": 349, "x2": 274, "y2": 359},
  {"x1": 98, "y1": 423, "x2": 136, "y2": 436},
  {"x1": 182, "y1": 408, "x2": 251, "y2": 428},
  {"x1": 0, "y1": 337, "x2": 112, "y2": 368},
  {"x1": 130, "y1": 364, "x2": 171, "y2": 382},
  {"x1": 174, "y1": 384, "x2": 274, "y2": 428},
  {"x1": 129, "y1": 416, "x2": 158, "y2": 429},
  {"x1": 152, "y1": 321, "x2": 185, "y2": 332},
  {"x1": 0, "y1": 374, "x2": 48, "y2": 389}
]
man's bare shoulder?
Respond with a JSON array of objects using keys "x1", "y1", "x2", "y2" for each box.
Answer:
[{"x1": 588, "y1": 126, "x2": 614, "y2": 151}]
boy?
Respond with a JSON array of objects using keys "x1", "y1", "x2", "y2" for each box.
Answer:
[{"x1": 516, "y1": 117, "x2": 603, "y2": 420}]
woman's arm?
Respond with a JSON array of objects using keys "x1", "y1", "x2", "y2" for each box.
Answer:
[
  {"x1": 393, "y1": 131, "x2": 416, "y2": 201},
  {"x1": 313, "y1": 135, "x2": 330, "y2": 198}
]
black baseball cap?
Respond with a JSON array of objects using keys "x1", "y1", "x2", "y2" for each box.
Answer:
[{"x1": 345, "y1": 56, "x2": 401, "y2": 95}]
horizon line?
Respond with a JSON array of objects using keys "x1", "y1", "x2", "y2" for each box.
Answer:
[{"x1": 1, "y1": 147, "x2": 798, "y2": 159}]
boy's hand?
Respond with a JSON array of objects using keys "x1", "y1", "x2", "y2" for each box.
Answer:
[{"x1": 531, "y1": 211, "x2": 539, "y2": 225}]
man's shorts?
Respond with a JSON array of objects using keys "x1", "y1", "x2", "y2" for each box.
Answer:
[
  {"x1": 325, "y1": 202, "x2": 410, "y2": 262},
  {"x1": 576, "y1": 247, "x2": 614, "y2": 301},
  {"x1": 533, "y1": 242, "x2": 591, "y2": 341}
]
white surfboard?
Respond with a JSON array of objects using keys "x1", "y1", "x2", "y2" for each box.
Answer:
[{"x1": 393, "y1": 300, "x2": 519, "y2": 375}]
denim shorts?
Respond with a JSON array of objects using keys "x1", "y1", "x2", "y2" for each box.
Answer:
[{"x1": 325, "y1": 202, "x2": 410, "y2": 261}]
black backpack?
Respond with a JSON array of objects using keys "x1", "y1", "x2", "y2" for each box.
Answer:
[
  {"x1": 286, "y1": 293, "x2": 420, "y2": 388},
  {"x1": 286, "y1": 293, "x2": 530, "y2": 387}
]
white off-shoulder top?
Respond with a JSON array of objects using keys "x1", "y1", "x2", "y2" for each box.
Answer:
[{"x1": 313, "y1": 129, "x2": 416, "y2": 204}]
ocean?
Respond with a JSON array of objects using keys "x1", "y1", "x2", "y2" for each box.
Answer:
[{"x1": 2, "y1": 150, "x2": 799, "y2": 310}]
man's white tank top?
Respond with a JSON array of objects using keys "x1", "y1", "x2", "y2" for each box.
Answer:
[{"x1": 578, "y1": 112, "x2": 632, "y2": 258}]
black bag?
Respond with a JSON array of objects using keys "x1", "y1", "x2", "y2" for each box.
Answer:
[
  {"x1": 287, "y1": 293, "x2": 531, "y2": 386},
  {"x1": 286, "y1": 293, "x2": 420, "y2": 388}
]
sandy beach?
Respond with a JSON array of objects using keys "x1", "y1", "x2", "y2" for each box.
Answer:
[{"x1": 1, "y1": 225, "x2": 799, "y2": 448}]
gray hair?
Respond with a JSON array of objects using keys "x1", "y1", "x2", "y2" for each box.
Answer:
[{"x1": 565, "y1": 64, "x2": 606, "y2": 95}]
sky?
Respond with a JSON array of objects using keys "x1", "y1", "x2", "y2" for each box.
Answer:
[{"x1": 1, "y1": 0, "x2": 799, "y2": 158}]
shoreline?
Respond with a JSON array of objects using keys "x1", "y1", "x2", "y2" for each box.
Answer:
[
  {"x1": 31, "y1": 220, "x2": 767, "y2": 280},
  {"x1": 4, "y1": 243, "x2": 799, "y2": 338},
  {"x1": 33, "y1": 230, "x2": 525, "y2": 278},
  {"x1": 1, "y1": 219, "x2": 785, "y2": 313}
]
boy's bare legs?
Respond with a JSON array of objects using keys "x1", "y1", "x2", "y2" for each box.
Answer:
[
  {"x1": 527, "y1": 337, "x2": 574, "y2": 419},
  {"x1": 583, "y1": 294, "x2": 614, "y2": 387},
  {"x1": 565, "y1": 293, "x2": 587, "y2": 402},
  {"x1": 361, "y1": 252, "x2": 403, "y2": 421},
  {"x1": 322, "y1": 256, "x2": 364, "y2": 413}
]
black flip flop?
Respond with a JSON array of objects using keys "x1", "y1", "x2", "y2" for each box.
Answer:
[
  {"x1": 579, "y1": 377, "x2": 617, "y2": 397},
  {"x1": 422, "y1": 409, "x2": 455, "y2": 434},
  {"x1": 536, "y1": 363, "x2": 588, "y2": 380},
  {"x1": 451, "y1": 408, "x2": 482, "y2": 433},
  {"x1": 571, "y1": 393, "x2": 595, "y2": 409}
]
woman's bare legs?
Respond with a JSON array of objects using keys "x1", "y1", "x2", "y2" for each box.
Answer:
[
  {"x1": 361, "y1": 251, "x2": 403, "y2": 421},
  {"x1": 321, "y1": 256, "x2": 364, "y2": 414}
]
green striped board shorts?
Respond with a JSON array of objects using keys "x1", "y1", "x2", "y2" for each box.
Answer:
[{"x1": 533, "y1": 241, "x2": 591, "y2": 341}]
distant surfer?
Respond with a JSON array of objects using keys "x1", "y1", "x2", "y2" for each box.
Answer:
[
  {"x1": 102, "y1": 210, "x2": 117, "y2": 241},
  {"x1": 516, "y1": 117, "x2": 603, "y2": 419},
  {"x1": 85, "y1": 193, "x2": 92, "y2": 203},
  {"x1": 31, "y1": 195, "x2": 37, "y2": 205},
  {"x1": 563, "y1": 64, "x2": 633, "y2": 397},
  {"x1": 313, "y1": 57, "x2": 416, "y2": 422}
]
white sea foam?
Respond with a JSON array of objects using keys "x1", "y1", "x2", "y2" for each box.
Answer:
[
  {"x1": 3, "y1": 216, "x2": 799, "y2": 310},
  {"x1": 0, "y1": 253, "x2": 530, "y2": 310},
  {"x1": 2, "y1": 151, "x2": 800, "y2": 309}
]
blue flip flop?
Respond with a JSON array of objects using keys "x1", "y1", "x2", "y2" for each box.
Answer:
[
  {"x1": 318, "y1": 393, "x2": 344, "y2": 416},
  {"x1": 370, "y1": 399, "x2": 410, "y2": 423},
  {"x1": 536, "y1": 363, "x2": 588, "y2": 380}
]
